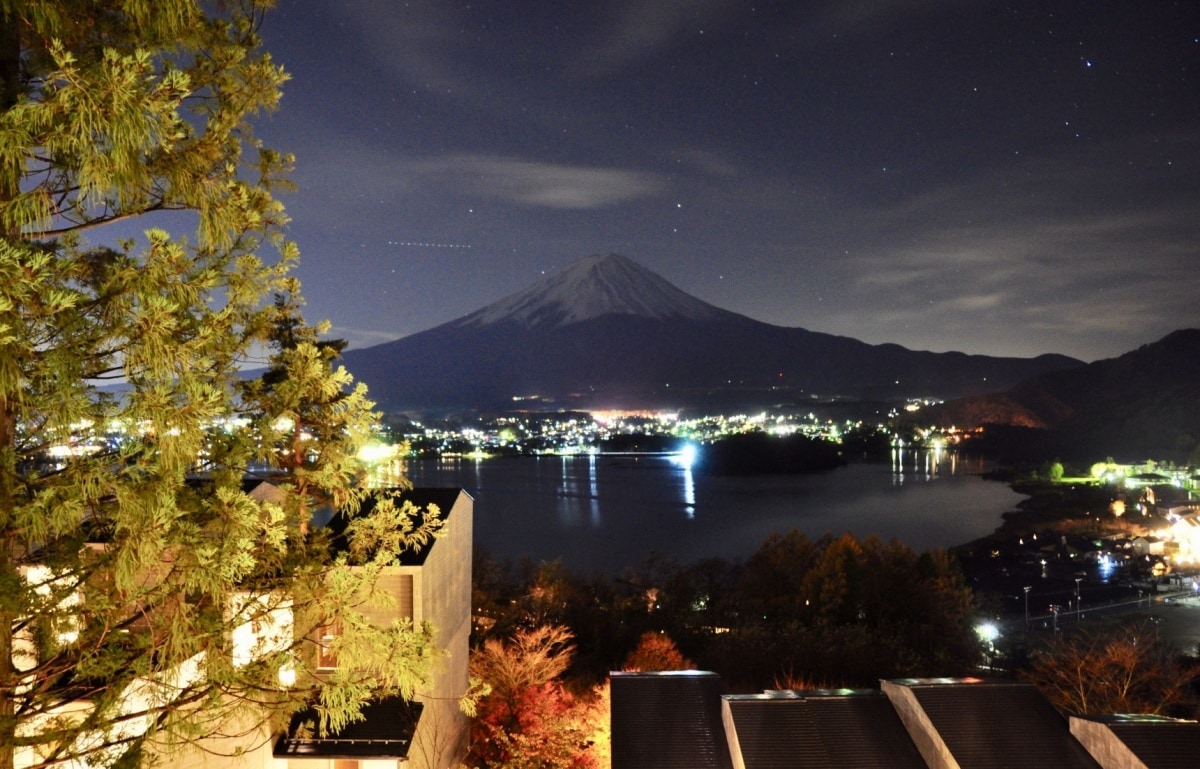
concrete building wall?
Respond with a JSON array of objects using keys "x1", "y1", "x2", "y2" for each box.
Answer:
[
  {"x1": 1069, "y1": 718, "x2": 1146, "y2": 769},
  {"x1": 409, "y1": 490, "x2": 473, "y2": 769},
  {"x1": 879, "y1": 680, "x2": 957, "y2": 769}
]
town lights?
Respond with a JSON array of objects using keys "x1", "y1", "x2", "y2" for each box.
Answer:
[{"x1": 356, "y1": 441, "x2": 398, "y2": 464}]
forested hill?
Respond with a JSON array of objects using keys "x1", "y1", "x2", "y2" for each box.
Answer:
[{"x1": 921, "y1": 329, "x2": 1200, "y2": 463}]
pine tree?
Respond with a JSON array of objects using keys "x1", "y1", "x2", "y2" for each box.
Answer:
[{"x1": 0, "y1": 2, "x2": 440, "y2": 766}]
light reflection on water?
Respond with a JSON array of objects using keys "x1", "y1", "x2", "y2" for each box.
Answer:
[
  {"x1": 891, "y1": 444, "x2": 957, "y2": 484},
  {"x1": 554, "y1": 454, "x2": 601, "y2": 528},
  {"x1": 405, "y1": 451, "x2": 1023, "y2": 575}
]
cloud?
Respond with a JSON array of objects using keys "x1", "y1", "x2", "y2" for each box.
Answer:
[
  {"x1": 411, "y1": 155, "x2": 666, "y2": 209},
  {"x1": 826, "y1": 217, "x2": 1194, "y2": 359},
  {"x1": 573, "y1": 0, "x2": 740, "y2": 76},
  {"x1": 786, "y1": 131, "x2": 1200, "y2": 359},
  {"x1": 674, "y1": 148, "x2": 742, "y2": 178},
  {"x1": 331, "y1": 325, "x2": 409, "y2": 351},
  {"x1": 338, "y1": 2, "x2": 469, "y2": 99},
  {"x1": 945, "y1": 293, "x2": 1004, "y2": 312}
]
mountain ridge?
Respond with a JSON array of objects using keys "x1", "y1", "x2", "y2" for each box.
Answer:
[
  {"x1": 921, "y1": 328, "x2": 1200, "y2": 462},
  {"x1": 339, "y1": 253, "x2": 1084, "y2": 412}
]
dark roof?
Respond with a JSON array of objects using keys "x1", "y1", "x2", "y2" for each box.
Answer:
[
  {"x1": 611, "y1": 671, "x2": 732, "y2": 769},
  {"x1": 901, "y1": 680, "x2": 1100, "y2": 769},
  {"x1": 274, "y1": 697, "x2": 422, "y2": 759},
  {"x1": 392, "y1": 487, "x2": 466, "y2": 566},
  {"x1": 725, "y1": 691, "x2": 926, "y2": 769},
  {"x1": 324, "y1": 487, "x2": 467, "y2": 566},
  {"x1": 1087, "y1": 715, "x2": 1200, "y2": 769}
]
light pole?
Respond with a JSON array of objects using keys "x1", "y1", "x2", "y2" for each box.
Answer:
[
  {"x1": 977, "y1": 623, "x2": 999, "y2": 670},
  {"x1": 1023, "y1": 586, "x2": 1032, "y2": 633},
  {"x1": 1075, "y1": 577, "x2": 1082, "y2": 620}
]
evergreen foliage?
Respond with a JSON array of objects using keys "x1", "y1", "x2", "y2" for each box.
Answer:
[
  {"x1": 0, "y1": 3, "x2": 441, "y2": 766},
  {"x1": 696, "y1": 432, "x2": 845, "y2": 475}
]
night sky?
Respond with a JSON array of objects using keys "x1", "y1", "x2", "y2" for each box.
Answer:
[{"x1": 254, "y1": 1, "x2": 1200, "y2": 363}]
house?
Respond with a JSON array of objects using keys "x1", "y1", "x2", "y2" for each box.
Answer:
[
  {"x1": 1131, "y1": 536, "x2": 1166, "y2": 557},
  {"x1": 13, "y1": 485, "x2": 473, "y2": 769},
  {"x1": 273, "y1": 487, "x2": 474, "y2": 769},
  {"x1": 1163, "y1": 503, "x2": 1200, "y2": 520}
]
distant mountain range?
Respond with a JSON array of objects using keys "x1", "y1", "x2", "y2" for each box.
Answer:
[
  {"x1": 922, "y1": 328, "x2": 1200, "y2": 463},
  {"x1": 339, "y1": 253, "x2": 1083, "y2": 412}
]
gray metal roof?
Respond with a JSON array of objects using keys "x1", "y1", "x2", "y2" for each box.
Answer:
[
  {"x1": 611, "y1": 671, "x2": 733, "y2": 769},
  {"x1": 1079, "y1": 715, "x2": 1200, "y2": 769},
  {"x1": 725, "y1": 691, "x2": 927, "y2": 769},
  {"x1": 324, "y1": 486, "x2": 467, "y2": 565},
  {"x1": 901, "y1": 680, "x2": 1100, "y2": 769}
]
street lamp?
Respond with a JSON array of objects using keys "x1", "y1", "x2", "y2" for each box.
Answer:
[
  {"x1": 976, "y1": 623, "x2": 999, "y2": 670},
  {"x1": 1075, "y1": 577, "x2": 1083, "y2": 619},
  {"x1": 1023, "y1": 586, "x2": 1032, "y2": 632}
]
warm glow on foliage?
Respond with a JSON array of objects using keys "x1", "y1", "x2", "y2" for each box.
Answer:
[
  {"x1": 621, "y1": 632, "x2": 693, "y2": 672},
  {"x1": 1023, "y1": 622, "x2": 1200, "y2": 717},
  {"x1": 469, "y1": 625, "x2": 609, "y2": 768}
]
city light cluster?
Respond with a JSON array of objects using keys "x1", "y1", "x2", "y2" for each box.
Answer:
[{"x1": 388, "y1": 410, "x2": 890, "y2": 458}]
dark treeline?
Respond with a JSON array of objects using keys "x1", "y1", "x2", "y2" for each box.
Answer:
[
  {"x1": 472, "y1": 530, "x2": 982, "y2": 693},
  {"x1": 695, "y1": 432, "x2": 846, "y2": 475}
]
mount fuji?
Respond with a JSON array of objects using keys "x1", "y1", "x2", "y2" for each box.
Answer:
[{"x1": 338, "y1": 253, "x2": 1082, "y2": 412}]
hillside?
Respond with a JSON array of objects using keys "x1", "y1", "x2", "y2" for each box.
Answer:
[{"x1": 925, "y1": 329, "x2": 1200, "y2": 463}]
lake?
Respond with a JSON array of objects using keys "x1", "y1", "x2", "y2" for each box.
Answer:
[{"x1": 404, "y1": 448, "x2": 1025, "y2": 575}]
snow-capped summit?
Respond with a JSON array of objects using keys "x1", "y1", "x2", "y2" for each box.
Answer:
[
  {"x1": 338, "y1": 252, "x2": 1083, "y2": 411},
  {"x1": 455, "y1": 253, "x2": 729, "y2": 329}
]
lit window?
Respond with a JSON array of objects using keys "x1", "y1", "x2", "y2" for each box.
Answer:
[{"x1": 316, "y1": 619, "x2": 341, "y2": 670}]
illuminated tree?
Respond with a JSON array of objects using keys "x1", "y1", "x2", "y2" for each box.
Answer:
[
  {"x1": 0, "y1": 2, "x2": 441, "y2": 766},
  {"x1": 469, "y1": 625, "x2": 606, "y2": 768},
  {"x1": 1023, "y1": 622, "x2": 1200, "y2": 717},
  {"x1": 621, "y1": 632, "x2": 692, "y2": 672}
]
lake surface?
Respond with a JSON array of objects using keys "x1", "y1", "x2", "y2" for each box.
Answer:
[{"x1": 404, "y1": 449, "x2": 1026, "y2": 575}]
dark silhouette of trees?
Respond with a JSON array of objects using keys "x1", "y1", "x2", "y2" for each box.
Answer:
[
  {"x1": 471, "y1": 531, "x2": 983, "y2": 693},
  {"x1": 697, "y1": 432, "x2": 845, "y2": 475}
]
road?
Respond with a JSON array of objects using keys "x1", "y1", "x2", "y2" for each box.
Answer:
[{"x1": 1010, "y1": 589, "x2": 1200, "y2": 655}]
